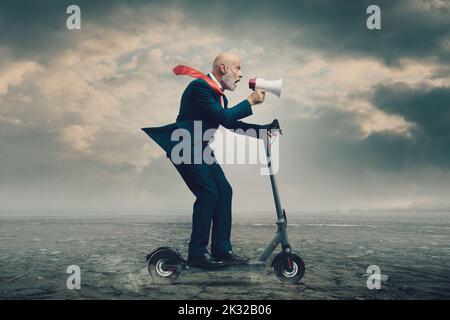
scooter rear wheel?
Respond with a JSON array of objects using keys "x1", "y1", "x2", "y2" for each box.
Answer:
[
  {"x1": 272, "y1": 253, "x2": 305, "y2": 284},
  {"x1": 147, "y1": 249, "x2": 181, "y2": 284}
]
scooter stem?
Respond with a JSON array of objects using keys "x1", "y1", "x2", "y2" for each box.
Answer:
[
  {"x1": 262, "y1": 130, "x2": 291, "y2": 255},
  {"x1": 265, "y1": 132, "x2": 284, "y2": 221}
]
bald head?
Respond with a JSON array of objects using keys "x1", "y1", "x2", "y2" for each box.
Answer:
[
  {"x1": 211, "y1": 52, "x2": 242, "y2": 92},
  {"x1": 212, "y1": 52, "x2": 240, "y2": 73}
]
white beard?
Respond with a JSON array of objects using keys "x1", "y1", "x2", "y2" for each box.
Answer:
[{"x1": 222, "y1": 72, "x2": 237, "y2": 91}]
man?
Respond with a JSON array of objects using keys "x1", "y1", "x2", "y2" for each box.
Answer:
[{"x1": 143, "y1": 52, "x2": 272, "y2": 268}]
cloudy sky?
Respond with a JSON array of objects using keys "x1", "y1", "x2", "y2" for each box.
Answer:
[{"x1": 0, "y1": 0, "x2": 449, "y2": 215}]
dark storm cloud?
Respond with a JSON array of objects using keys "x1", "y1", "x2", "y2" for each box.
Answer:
[
  {"x1": 1, "y1": 0, "x2": 449, "y2": 66},
  {"x1": 288, "y1": 0, "x2": 450, "y2": 65},
  {"x1": 289, "y1": 83, "x2": 450, "y2": 172},
  {"x1": 178, "y1": 0, "x2": 450, "y2": 65},
  {"x1": 370, "y1": 83, "x2": 450, "y2": 167},
  {"x1": 373, "y1": 83, "x2": 450, "y2": 137},
  {"x1": 282, "y1": 108, "x2": 414, "y2": 173},
  {"x1": 0, "y1": 0, "x2": 153, "y2": 63},
  {"x1": 1, "y1": 0, "x2": 94, "y2": 62}
]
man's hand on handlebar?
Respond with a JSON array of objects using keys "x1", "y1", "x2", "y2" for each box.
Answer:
[{"x1": 265, "y1": 119, "x2": 282, "y2": 137}]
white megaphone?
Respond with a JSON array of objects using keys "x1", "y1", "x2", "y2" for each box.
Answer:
[{"x1": 249, "y1": 77, "x2": 283, "y2": 97}]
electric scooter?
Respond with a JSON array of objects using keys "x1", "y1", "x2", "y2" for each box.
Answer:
[{"x1": 146, "y1": 120, "x2": 305, "y2": 284}]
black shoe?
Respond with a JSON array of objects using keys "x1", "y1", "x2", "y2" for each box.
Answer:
[
  {"x1": 213, "y1": 251, "x2": 249, "y2": 265},
  {"x1": 187, "y1": 253, "x2": 226, "y2": 268}
]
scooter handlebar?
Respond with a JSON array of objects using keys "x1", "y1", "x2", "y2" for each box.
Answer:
[{"x1": 268, "y1": 119, "x2": 282, "y2": 135}]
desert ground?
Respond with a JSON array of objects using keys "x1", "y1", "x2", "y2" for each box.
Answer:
[{"x1": 1, "y1": 212, "x2": 449, "y2": 299}]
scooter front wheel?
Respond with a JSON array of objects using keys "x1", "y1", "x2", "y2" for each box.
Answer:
[
  {"x1": 147, "y1": 249, "x2": 182, "y2": 284},
  {"x1": 272, "y1": 252, "x2": 305, "y2": 284}
]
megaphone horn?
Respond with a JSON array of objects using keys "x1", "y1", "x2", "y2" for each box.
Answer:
[{"x1": 249, "y1": 77, "x2": 283, "y2": 98}]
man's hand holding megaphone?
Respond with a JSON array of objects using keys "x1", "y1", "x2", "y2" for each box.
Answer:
[
  {"x1": 247, "y1": 76, "x2": 284, "y2": 135},
  {"x1": 247, "y1": 90, "x2": 266, "y2": 106}
]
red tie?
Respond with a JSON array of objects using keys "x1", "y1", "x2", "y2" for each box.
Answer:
[{"x1": 173, "y1": 65, "x2": 224, "y2": 106}]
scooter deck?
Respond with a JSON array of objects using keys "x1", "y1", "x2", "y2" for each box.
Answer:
[{"x1": 182, "y1": 261, "x2": 267, "y2": 273}]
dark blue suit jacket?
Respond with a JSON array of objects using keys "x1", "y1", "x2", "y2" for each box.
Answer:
[{"x1": 142, "y1": 77, "x2": 265, "y2": 158}]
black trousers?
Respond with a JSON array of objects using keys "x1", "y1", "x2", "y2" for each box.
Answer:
[{"x1": 171, "y1": 159, "x2": 233, "y2": 258}]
